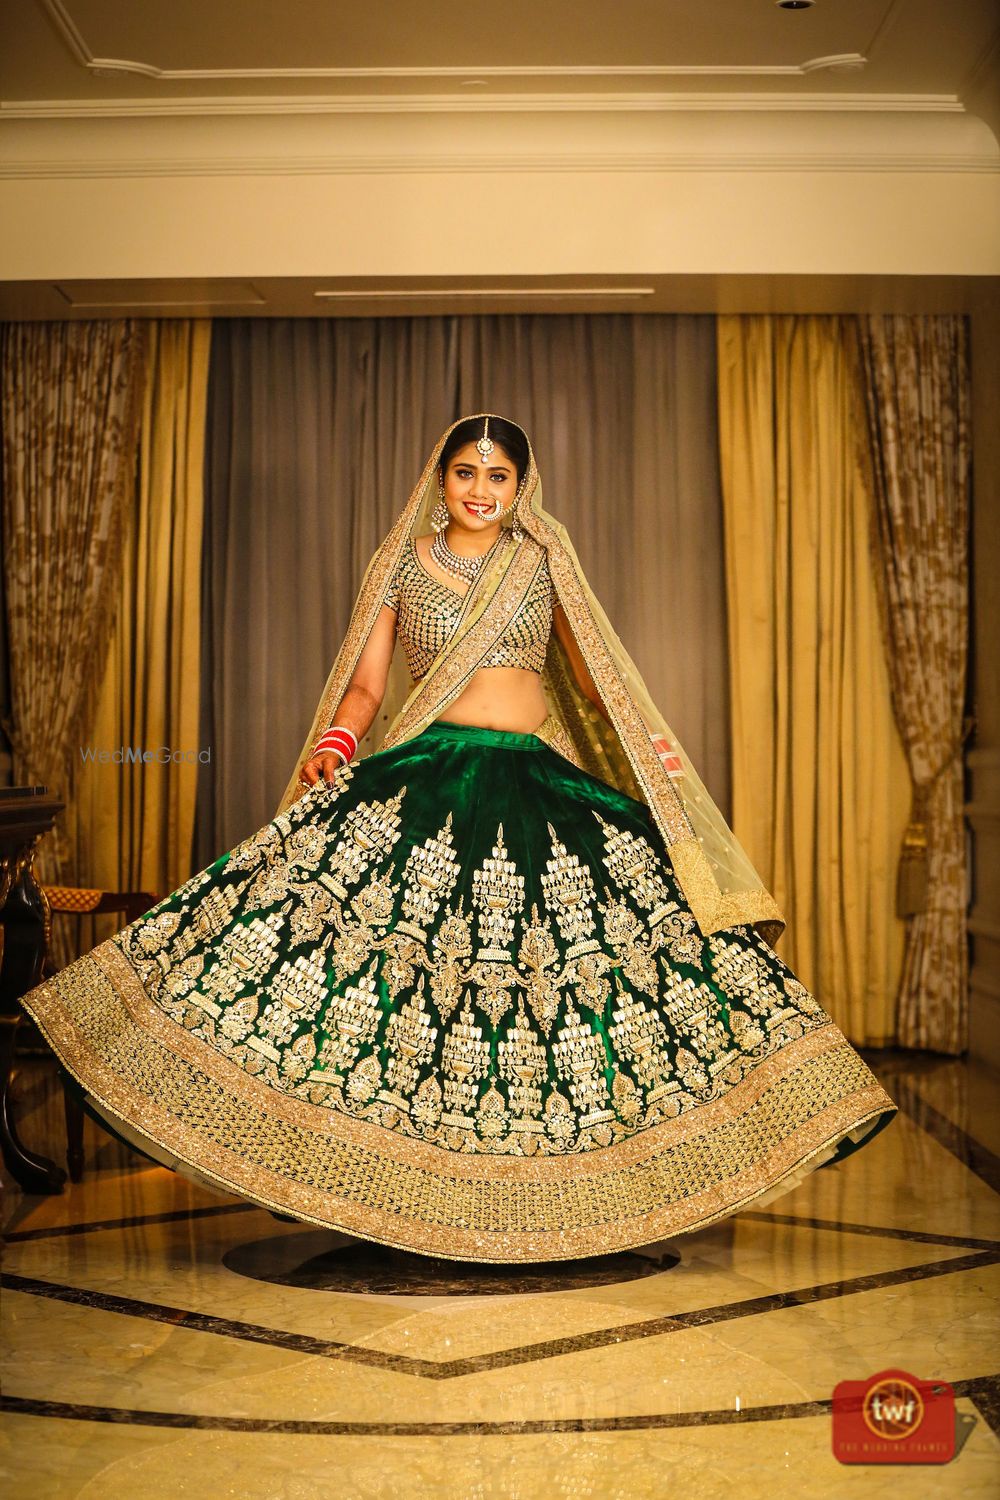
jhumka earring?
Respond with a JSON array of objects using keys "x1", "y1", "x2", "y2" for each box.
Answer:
[
  {"x1": 508, "y1": 475, "x2": 526, "y2": 541},
  {"x1": 431, "y1": 475, "x2": 449, "y2": 532}
]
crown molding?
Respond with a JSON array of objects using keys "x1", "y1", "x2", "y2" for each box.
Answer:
[
  {"x1": 40, "y1": 1, "x2": 874, "y2": 84},
  {"x1": 2, "y1": 151, "x2": 995, "y2": 180},
  {"x1": 0, "y1": 91, "x2": 967, "y2": 120}
]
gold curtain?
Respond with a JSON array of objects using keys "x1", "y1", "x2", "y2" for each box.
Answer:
[
  {"x1": 72, "y1": 320, "x2": 211, "y2": 958},
  {"x1": 0, "y1": 319, "x2": 148, "y2": 967},
  {"x1": 716, "y1": 315, "x2": 911, "y2": 1047},
  {"x1": 855, "y1": 315, "x2": 972, "y2": 1055}
]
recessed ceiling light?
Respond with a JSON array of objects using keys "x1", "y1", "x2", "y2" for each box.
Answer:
[
  {"x1": 776, "y1": 1, "x2": 815, "y2": 9},
  {"x1": 460, "y1": 79, "x2": 489, "y2": 87}
]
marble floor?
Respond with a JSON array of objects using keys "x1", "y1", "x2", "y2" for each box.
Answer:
[{"x1": 1, "y1": 1046, "x2": 998, "y2": 1498}]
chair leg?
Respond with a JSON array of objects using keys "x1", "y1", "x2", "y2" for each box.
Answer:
[
  {"x1": 0, "y1": 1013, "x2": 66, "y2": 1194},
  {"x1": 60, "y1": 1068, "x2": 85, "y2": 1183}
]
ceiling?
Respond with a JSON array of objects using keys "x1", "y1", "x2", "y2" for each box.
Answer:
[
  {"x1": 2, "y1": 2, "x2": 996, "y2": 317},
  {"x1": 3, "y1": 0, "x2": 998, "y2": 111}
]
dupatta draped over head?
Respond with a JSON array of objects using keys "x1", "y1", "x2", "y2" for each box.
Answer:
[{"x1": 277, "y1": 415, "x2": 785, "y2": 946}]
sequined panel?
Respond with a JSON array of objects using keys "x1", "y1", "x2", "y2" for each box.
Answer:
[
  {"x1": 19, "y1": 724, "x2": 897, "y2": 1260},
  {"x1": 96, "y1": 728, "x2": 891, "y2": 1168},
  {"x1": 384, "y1": 538, "x2": 553, "y2": 680}
]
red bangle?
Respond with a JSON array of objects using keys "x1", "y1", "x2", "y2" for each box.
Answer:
[{"x1": 311, "y1": 726, "x2": 358, "y2": 765}]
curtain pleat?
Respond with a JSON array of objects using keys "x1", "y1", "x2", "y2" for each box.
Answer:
[
  {"x1": 0, "y1": 319, "x2": 148, "y2": 967},
  {"x1": 70, "y1": 320, "x2": 211, "y2": 959},
  {"x1": 196, "y1": 314, "x2": 728, "y2": 866},
  {"x1": 454, "y1": 314, "x2": 730, "y2": 807},
  {"x1": 855, "y1": 315, "x2": 972, "y2": 1055},
  {"x1": 716, "y1": 315, "x2": 911, "y2": 1046},
  {"x1": 195, "y1": 319, "x2": 458, "y2": 864}
]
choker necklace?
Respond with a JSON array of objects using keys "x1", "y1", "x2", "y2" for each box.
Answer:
[{"x1": 430, "y1": 529, "x2": 501, "y2": 586}]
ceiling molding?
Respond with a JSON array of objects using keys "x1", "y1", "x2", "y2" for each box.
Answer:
[
  {"x1": 0, "y1": 91, "x2": 967, "y2": 120},
  {"x1": 80, "y1": 57, "x2": 871, "y2": 80},
  {"x1": 3, "y1": 151, "x2": 996, "y2": 181},
  {"x1": 39, "y1": 1, "x2": 873, "y2": 83}
]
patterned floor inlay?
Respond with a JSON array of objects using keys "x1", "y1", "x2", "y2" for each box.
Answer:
[
  {"x1": 0, "y1": 1383, "x2": 993, "y2": 1442},
  {"x1": 3, "y1": 1050, "x2": 999, "y2": 1497},
  {"x1": 5, "y1": 1239, "x2": 997, "y2": 1379}
]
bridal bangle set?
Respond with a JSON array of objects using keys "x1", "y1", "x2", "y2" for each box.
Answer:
[{"x1": 310, "y1": 725, "x2": 358, "y2": 767}]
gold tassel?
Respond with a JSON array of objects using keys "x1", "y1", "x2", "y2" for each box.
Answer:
[
  {"x1": 896, "y1": 782, "x2": 929, "y2": 918},
  {"x1": 895, "y1": 717, "x2": 975, "y2": 919}
]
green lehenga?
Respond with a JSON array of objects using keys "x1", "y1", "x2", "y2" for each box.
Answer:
[{"x1": 24, "y1": 719, "x2": 896, "y2": 1262}]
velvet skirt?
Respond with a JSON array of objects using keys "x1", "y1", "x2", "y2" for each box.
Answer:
[{"x1": 21, "y1": 721, "x2": 897, "y2": 1261}]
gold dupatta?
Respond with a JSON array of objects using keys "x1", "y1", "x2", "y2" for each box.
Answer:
[{"x1": 276, "y1": 416, "x2": 785, "y2": 945}]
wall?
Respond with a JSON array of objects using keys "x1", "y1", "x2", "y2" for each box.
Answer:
[{"x1": 1, "y1": 106, "x2": 998, "y2": 284}]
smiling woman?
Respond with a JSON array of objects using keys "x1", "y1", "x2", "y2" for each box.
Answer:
[{"x1": 18, "y1": 412, "x2": 897, "y2": 1263}]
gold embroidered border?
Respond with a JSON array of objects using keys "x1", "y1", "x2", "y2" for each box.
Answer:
[
  {"x1": 667, "y1": 839, "x2": 785, "y2": 939},
  {"x1": 20, "y1": 941, "x2": 897, "y2": 1262},
  {"x1": 533, "y1": 713, "x2": 584, "y2": 770},
  {"x1": 522, "y1": 508, "x2": 784, "y2": 941}
]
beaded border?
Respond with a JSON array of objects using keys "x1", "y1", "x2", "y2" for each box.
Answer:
[{"x1": 19, "y1": 942, "x2": 897, "y2": 1263}]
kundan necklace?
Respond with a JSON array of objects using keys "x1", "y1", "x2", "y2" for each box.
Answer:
[{"x1": 430, "y1": 529, "x2": 501, "y2": 586}]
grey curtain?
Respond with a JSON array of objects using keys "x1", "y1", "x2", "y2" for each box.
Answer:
[{"x1": 196, "y1": 314, "x2": 728, "y2": 863}]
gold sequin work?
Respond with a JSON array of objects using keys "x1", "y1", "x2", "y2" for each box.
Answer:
[
  {"x1": 17, "y1": 721, "x2": 897, "y2": 1262},
  {"x1": 385, "y1": 538, "x2": 553, "y2": 679}
]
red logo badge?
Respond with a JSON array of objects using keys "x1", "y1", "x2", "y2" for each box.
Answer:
[{"x1": 832, "y1": 1368, "x2": 956, "y2": 1464}]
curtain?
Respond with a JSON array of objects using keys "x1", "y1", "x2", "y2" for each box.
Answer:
[
  {"x1": 0, "y1": 319, "x2": 148, "y2": 967},
  {"x1": 196, "y1": 314, "x2": 727, "y2": 865},
  {"x1": 454, "y1": 316, "x2": 730, "y2": 808},
  {"x1": 195, "y1": 318, "x2": 458, "y2": 864},
  {"x1": 70, "y1": 320, "x2": 211, "y2": 960},
  {"x1": 716, "y1": 315, "x2": 911, "y2": 1047},
  {"x1": 855, "y1": 315, "x2": 972, "y2": 1055}
]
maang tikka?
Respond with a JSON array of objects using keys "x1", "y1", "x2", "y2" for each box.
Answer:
[{"x1": 475, "y1": 416, "x2": 495, "y2": 465}]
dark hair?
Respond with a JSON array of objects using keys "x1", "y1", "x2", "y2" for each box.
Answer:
[{"x1": 438, "y1": 415, "x2": 529, "y2": 485}]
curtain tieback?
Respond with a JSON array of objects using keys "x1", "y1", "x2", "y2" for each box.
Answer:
[{"x1": 896, "y1": 715, "x2": 976, "y2": 918}]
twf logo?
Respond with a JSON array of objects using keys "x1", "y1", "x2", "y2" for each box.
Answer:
[
  {"x1": 865, "y1": 1378, "x2": 923, "y2": 1438},
  {"x1": 833, "y1": 1367, "x2": 956, "y2": 1464}
]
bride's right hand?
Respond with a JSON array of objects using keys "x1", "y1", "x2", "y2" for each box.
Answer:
[{"x1": 298, "y1": 752, "x2": 343, "y2": 789}]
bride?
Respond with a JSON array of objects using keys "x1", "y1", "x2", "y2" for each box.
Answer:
[{"x1": 21, "y1": 413, "x2": 897, "y2": 1262}]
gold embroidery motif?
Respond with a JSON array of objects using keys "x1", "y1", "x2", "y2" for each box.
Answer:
[
  {"x1": 498, "y1": 997, "x2": 547, "y2": 1127},
  {"x1": 473, "y1": 825, "x2": 525, "y2": 959},
  {"x1": 315, "y1": 959, "x2": 383, "y2": 1081},
  {"x1": 398, "y1": 814, "x2": 460, "y2": 940},
  {"x1": 324, "y1": 790, "x2": 406, "y2": 898},
  {"x1": 541, "y1": 823, "x2": 598, "y2": 953},
  {"x1": 384, "y1": 977, "x2": 438, "y2": 1098},
  {"x1": 551, "y1": 1002, "x2": 610, "y2": 1120},
  {"x1": 428, "y1": 903, "x2": 473, "y2": 1021},
  {"x1": 442, "y1": 999, "x2": 490, "y2": 1118}
]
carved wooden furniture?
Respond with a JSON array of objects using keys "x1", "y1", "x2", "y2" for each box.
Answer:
[{"x1": 0, "y1": 787, "x2": 66, "y2": 1193}]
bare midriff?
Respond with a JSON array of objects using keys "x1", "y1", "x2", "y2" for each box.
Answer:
[{"x1": 435, "y1": 666, "x2": 548, "y2": 734}]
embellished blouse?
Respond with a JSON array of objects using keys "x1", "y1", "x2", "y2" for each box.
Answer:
[{"x1": 383, "y1": 537, "x2": 553, "y2": 681}]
